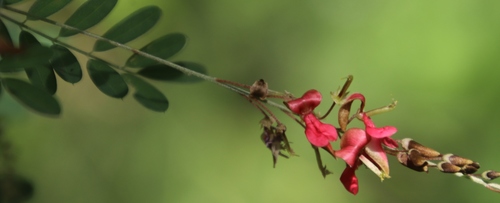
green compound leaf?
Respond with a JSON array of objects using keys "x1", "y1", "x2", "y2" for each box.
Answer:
[
  {"x1": 4, "y1": 0, "x2": 24, "y2": 5},
  {"x1": 28, "y1": 0, "x2": 73, "y2": 20},
  {"x1": 137, "y1": 61, "x2": 206, "y2": 83},
  {"x1": 0, "y1": 18, "x2": 13, "y2": 45},
  {"x1": 1, "y1": 78, "x2": 61, "y2": 116},
  {"x1": 93, "y1": 6, "x2": 162, "y2": 52},
  {"x1": 0, "y1": 45, "x2": 53, "y2": 72},
  {"x1": 19, "y1": 30, "x2": 40, "y2": 47},
  {"x1": 59, "y1": 0, "x2": 117, "y2": 37},
  {"x1": 25, "y1": 65, "x2": 57, "y2": 95},
  {"x1": 123, "y1": 73, "x2": 168, "y2": 112},
  {"x1": 87, "y1": 59, "x2": 128, "y2": 98},
  {"x1": 50, "y1": 45, "x2": 82, "y2": 83},
  {"x1": 126, "y1": 33, "x2": 187, "y2": 67}
]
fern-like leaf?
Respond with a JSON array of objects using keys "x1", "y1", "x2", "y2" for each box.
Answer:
[
  {"x1": 58, "y1": 0, "x2": 117, "y2": 37},
  {"x1": 28, "y1": 0, "x2": 73, "y2": 20},
  {"x1": 50, "y1": 45, "x2": 82, "y2": 83},
  {"x1": 127, "y1": 33, "x2": 187, "y2": 67},
  {"x1": 87, "y1": 59, "x2": 128, "y2": 98},
  {"x1": 138, "y1": 62, "x2": 207, "y2": 83},
  {"x1": 93, "y1": 6, "x2": 162, "y2": 52},
  {"x1": 123, "y1": 73, "x2": 168, "y2": 112},
  {"x1": 1, "y1": 78, "x2": 61, "y2": 115}
]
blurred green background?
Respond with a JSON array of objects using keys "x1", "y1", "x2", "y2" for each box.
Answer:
[{"x1": 2, "y1": 0, "x2": 500, "y2": 202}]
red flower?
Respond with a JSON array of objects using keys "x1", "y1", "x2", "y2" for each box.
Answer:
[
  {"x1": 286, "y1": 90, "x2": 338, "y2": 148},
  {"x1": 334, "y1": 113, "x2": 398, "y2": 195}
]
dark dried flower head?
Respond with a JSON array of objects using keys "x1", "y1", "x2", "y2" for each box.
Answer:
[{"x1": 250, "y1": 79, "x2": 268, "y2": 99}]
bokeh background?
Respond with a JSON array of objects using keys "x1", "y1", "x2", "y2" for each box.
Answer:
[{"x1": 2, "y1": 0, "x2": 500, "y2": 202}]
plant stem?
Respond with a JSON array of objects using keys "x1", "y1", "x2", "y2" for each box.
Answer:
[{"x1": 0, "y1": 6, "x2": 292, "y2": 113}]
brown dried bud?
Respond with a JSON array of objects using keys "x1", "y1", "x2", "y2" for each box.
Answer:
[
  {"x1": 442, "y1": 154, "x2": 474, "y2": 167},
  {"x1": 460, "y1": 164, "x2": 479, "y2": 174},
  {"x1": 482, "y1": 170, "x2": 500, "y2": 180},
  {"x1": 249, "y1": 79, "x2": 268, "y2": 99},
  {"x1": 397, "y1": 151, "x2": 428, "y2": 172},
  {"x1": 401, "y1": 138, "x2": 441, "y2": 158},
  {"x1": 437, "y1": 162, "x2": 462, "y2": 173},
  {"x1": 260, "y1": 117, "x2": 274, "y2": 130}
]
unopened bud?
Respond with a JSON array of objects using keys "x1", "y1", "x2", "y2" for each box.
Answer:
[
  {"x1": 250, "y1": 79, "x2": 268, "y2": 99},
  {"x1": 260, "y1": 117, "x2": 273, "y2": 129},
  {"x1": 442, "y1": 154, "x2": 475, "y2": 167},
  {"x1": 460, "y1": 164, "x2": 479, "y2": 174},
  {"x1": 437, "y1": 162, "x2": 462, "y2": 173},
  {"x1": 408, "y1": 149, "x2": 428, "y2": 166},
  {"x1": 482, "y1": 170, "x2": 500, "y2": 180},
  {"x1": 397, "y1": 151, "x2": 428, "y2": 172},
  {"x1": 401, "y1": 138, "x2": 441, "y2": 158}
]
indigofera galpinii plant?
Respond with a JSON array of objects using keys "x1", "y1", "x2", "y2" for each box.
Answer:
[
  {"x1": 0, "y1": 0, "x2": 499, "y2": 199},
  {"x1": 219, "y1": 76, "x2": 500, "y2": 194}
]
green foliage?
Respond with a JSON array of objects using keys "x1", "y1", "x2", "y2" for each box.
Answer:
[
  {"x1": 87, "y1": 59, "x2": 128, "y2": 98},
  {"x1": 127, "y1": 33, "x2": 187, "y2": 67},
  {"x1": 0, "y1": 45, "x2": 53, "y2": 72},
  {"x1": 50, "y1": 45, "x2": 82, "y2": 83},
  {"x1": 0, "y1": 17, "x2": 12, "y2": 44},
  {"x1": 138, "y1": 62, "x2": 206, "y2": 83},
  {"x1": 1, "y1": 78, "x2": 60, "y2": 115},
  {"x1": 28, "y1": 0, "x2": 73, "y2": 20},
  {"x1": 123, "y1": 74, "x2": 169, "y2": 112},
  {"x1": 3, "y1": 0, "x2": 23, "y2": 6},
  {"x1": 0, "y1": 0, "x2": 206, "y2": 116},
  {"x1": 58, "y1": 0, "x2": 117, "y2": 37},
  {"x1": 93, "y1": 6, "x2": 162, "y2": 52}
]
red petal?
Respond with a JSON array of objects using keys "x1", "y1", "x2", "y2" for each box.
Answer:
[
  {"x1": 340, "y1": 165, "x2": 359, "y2": 195},
  {"x1": 366, "y1": 126, "x2": 397, "y2": 139},
  {"x1": 334, "y1": 128, "x2": 368, "y2": 167},
  {"x1": 286, "y1": 89, "x2": 322, "y2": 115},
  {"x1": 303, "y1": 114, "x2": 338, "y2": 147},
  {"x1": 344, "y1": 93, "x2": 366, "y2": 112},
  {"x1": 364, "y1": 138, "x2": 390, "y2": 175},
  {"x1": 383, "y1": 137, "x2": 399, "y2": 149},
  {"x1": 362, "y1": 113, "x2": 397, "y2": 139}
]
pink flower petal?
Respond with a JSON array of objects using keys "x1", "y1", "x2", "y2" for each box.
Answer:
[
  {"x1": 382, "y1": 137, "x2": 399, "y2": 149},
  {"x1": 366, "y1": 126, "x2": 397, "y2": 139},
  {"x1": 286, "y1": 89, "x2": 322, "y2": 115},
  {"x1": 340, "y1": 165, "x2": 359, "y2": 195},
  {"x1": 334, "y1": 128, "x2": 368, "y2": 167},
  {"x1": 364, "y1": 138, "x2": 390, "y2": 175},
  {"x1": 303, "y1": 114, "x2": 338, "y2": 147},
  {"x1": 362, "y1": 113, "x2": 397, "y2": 139}
]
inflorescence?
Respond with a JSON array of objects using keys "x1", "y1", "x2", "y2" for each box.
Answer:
[{"x1": 218, "y1": 75, "x2": 500, "y2": 195}]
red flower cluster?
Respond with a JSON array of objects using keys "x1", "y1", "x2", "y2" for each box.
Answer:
[
  {"x1": 286, "y1": 89, "x2": 398, "y2": 195},
  {"x1": 286, "y1": 90, "x2": 338, "y2": 154}
]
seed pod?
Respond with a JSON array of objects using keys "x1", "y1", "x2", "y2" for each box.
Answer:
[
  {"x1": 460, "y1": 164, "x2": 479, "y2": 174},
  {"x1": 442, "y1": 154, "x2": 474, "y2": 167},
  {"x1": 250, "y1": 79, "x2": 268, "y2": 99},
  {"x1": 400, "y1": 138, "x2": 441, "y2": 158},
  {"x1": 437, "y1": 162, "x2": 462, "y2": 173},
  {"x1": 482, "y1": 170, "x2": 500, "y2": 180},
  {"x1": 397, "y1": 151, "x2": 428, "y2": 172}
]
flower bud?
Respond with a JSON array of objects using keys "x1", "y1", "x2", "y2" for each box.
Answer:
[
  {"x1": 250, "y1": 79, "x2": 268, "y2": 99},
  {"x1": 401, "y1": 138, "x2": 440, "y2": 158},
  {"x1": 460, "y1": 164, "x2": 479, "y2": 174},
  {"x1": 482, "y1": 170, "x2": 500, "y2": 180},
  {"x1": 437, "y1": 162, "x2": 462, "y2": 173},
  {"x1": 397, "y1": 150, "x2": 428, "y2": 172},
  {"x1": 442, "y1": 154, "x2": 475, "y2": 167}
]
